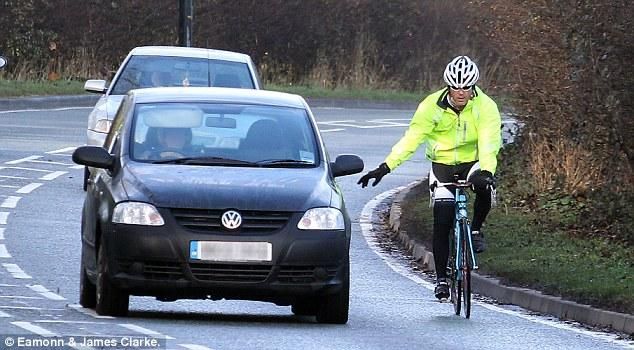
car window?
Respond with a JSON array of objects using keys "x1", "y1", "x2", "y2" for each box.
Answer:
[
  {"x1": 130, "y1": 103, "x2": 318, "y2": 166},
  {"x1": 110, "y1": 56, "x2": 255, "y2": 95}
]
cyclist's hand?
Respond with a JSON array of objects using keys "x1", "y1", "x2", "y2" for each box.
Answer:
[
  {"x1": 471, "y1": 170, "x2": 495, "y2": 190},
  {"x1": 357, "y1": 163, "x2": 390, "y2": 188}
]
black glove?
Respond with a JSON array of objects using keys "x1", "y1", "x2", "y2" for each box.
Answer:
[
  {"x1": 357, "y1": 163, "x2": 390, "y2": 188},
  {"x1": 470, "y1": 170, "x2": 495, "y2": 191}
]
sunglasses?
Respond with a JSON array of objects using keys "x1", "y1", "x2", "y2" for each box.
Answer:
[{"x1": 449, "y1": 85, "x2": 473, "y2": 91}]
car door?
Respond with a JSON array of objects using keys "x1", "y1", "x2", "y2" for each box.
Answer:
[{"x1": 83, "y1": 97, "x2": 132, "y2": 273}]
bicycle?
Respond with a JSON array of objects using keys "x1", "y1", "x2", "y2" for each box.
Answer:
[{"x1": 431, "y1": 174, "x2": 493, "y2": 318}]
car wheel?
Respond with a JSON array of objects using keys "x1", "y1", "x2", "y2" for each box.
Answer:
[
  {"x1": 315, "y1": 264, "x2": 349, "y2": 324},
  {"x1": 79, "y1": 250, "x2": 96, "y2": 308},
  {"x1": 291, "y1": 299, "x2": 318, "y2": 316},
  {"x1": 83, "y1": 167, "x2": 89, "y2": 191},
  {"x1": 95, "y1": 243, "x2": 129, "y2": 316}
]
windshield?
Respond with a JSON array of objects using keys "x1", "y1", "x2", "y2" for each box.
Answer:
[
  {"x1": 110, "y1": 55, "x2": 255, "y2": 94},
  {"x1": 130, "y1": 103, "x2": 319, "y2": 167}
]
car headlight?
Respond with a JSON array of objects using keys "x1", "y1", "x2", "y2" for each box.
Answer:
[
  {"x1": 112, "y1": 202, "x2": 165, "y2": 226},
  {"x1": 297, "y1": 208, "x2": 345, "y2": 230},
  {"x1": 94, "y1": 119, "x2": 112, "y2": 133}
]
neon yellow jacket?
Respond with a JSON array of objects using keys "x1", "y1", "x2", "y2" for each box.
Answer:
[{"x1": 385, "y1": 87, "x2": 502, "y2": 174}]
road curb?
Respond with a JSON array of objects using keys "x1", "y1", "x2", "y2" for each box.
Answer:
[
  {"x1": 388, "y1": 180, "x2": 634, "y2": 335},
  {"x1": 0, "y1": 94, "x2": 99, "y2": 111}
]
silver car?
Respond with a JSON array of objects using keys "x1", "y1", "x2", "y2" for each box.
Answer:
[{"x1": 82, "y1": 46, "x2": 262, "y2": 189}]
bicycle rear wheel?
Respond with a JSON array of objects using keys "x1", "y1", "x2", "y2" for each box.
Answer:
[{"x1": 461, "y1": 221, "x2": 472, "y2": 318}]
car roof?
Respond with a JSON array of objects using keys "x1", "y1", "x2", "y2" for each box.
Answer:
[
  {"x1": 129, "y1": 46, "x2": 251, "y2": 63},
  {"x1": 129, "y1": 87, "x2": 307, "y2": 109}
]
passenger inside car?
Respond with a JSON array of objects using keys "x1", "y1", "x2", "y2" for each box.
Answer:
[{"x1": 240, "y1": 119, "x2": 292, "y2": 161}]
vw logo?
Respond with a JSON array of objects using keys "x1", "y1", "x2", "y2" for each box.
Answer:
[{"x1": 221, "y1": 210, "x2": 242, "y2": 229}]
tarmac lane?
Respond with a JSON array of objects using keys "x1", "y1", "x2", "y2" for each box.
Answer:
[{"x1": 0, "y1": 103, "x2": 630, "y2": 349}]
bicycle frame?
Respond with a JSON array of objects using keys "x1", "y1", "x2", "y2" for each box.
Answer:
[
  {"x1": 453, "y1": 185, "x2": 478, "y2": 275},
  {"x1": 431, "y1": 178, "x2": 480, "y2": 318}
]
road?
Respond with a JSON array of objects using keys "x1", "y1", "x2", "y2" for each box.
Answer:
[{"x1": 0, "y1": 105, "x2": 630, "y2": 350}]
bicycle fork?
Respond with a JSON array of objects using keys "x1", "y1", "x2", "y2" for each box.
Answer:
[{"x1": 454, "y1": 191, "x2": 478, "y2": 276}]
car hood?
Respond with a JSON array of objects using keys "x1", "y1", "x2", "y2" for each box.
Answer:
[{"x1": 121, "y1": 163, "x2": 335, "y2": 211}]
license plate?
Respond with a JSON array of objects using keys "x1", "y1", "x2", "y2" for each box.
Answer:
[{"x1": 190, "y1": 241, "x2": 272, "y2": 262}]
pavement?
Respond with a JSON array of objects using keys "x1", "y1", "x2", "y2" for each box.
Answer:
[
  {"x1": 2, "y1": 93, "x2": 632, "y2": 337},
  {"x1": 387, "y1": 180, "x2": 634, "y2": 336}
]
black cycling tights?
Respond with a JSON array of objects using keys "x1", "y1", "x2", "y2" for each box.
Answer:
[{"x1": 430, "y1": 162, "x2": 491, "y2": 280}]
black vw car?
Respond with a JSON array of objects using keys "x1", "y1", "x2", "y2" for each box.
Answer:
[{"x1": 73, "y1": 87, "x2": 363, "y2": 324}]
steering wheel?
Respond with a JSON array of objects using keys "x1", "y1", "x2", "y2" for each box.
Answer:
[{"x1": 157, "y1": 149, "x2": 187, "y2": 159}]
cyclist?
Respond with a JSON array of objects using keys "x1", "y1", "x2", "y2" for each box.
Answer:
[{"x1": 357, "y1": 55, "x2": 502, "y2": 299}]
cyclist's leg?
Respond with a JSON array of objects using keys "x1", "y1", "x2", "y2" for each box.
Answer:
[
  {"x1": 466, "y1": 162, "x2": 492, "y2": 232},
  {"x1": 429, "y1": 163, "x2": 456, "y2": 282}
]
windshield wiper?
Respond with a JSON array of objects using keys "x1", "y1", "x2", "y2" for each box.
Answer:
[
  {"x1": 256, "y1": 159, "x2": 315, "y2": 167},
  {"x1": 152, "y1": 156, "x2": 257, "y2": 166}
]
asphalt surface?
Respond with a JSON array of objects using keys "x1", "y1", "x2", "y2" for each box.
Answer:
[{"x1": 0, "y1": 103, "x2": 631, "y2": 349}]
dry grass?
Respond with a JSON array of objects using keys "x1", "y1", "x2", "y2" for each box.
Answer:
[{"x1": 527, "y1": 132, "x2": 605, "y2": 196}]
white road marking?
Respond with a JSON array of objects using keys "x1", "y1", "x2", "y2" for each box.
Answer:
[
  {"x1": 28, "y1": 159, "x2": 74, "y2": 166},
  {"x1": 0, "y1": 227, "x2": 5, "y2": 240},
  {"x1": 11, "y1": 321, "x2": 57, "y2": 336},
  {"x1": 2, "y1": 263, "x2": 32, "y2": 279},
  {"x1": 68, "y1": 304, "x2": 115, "y2": 319},
  {"x1": 27, "y1": 285, "x2": 67, "y2": 301},
  {"x1": 0, "y1": 166, "x2": 50, "y2": 173},
  {"x1": 46, "y1": 146, "x2": 77, "y2": 154},
  {"x1": 0, "y1": 212, "x2": 8, "y2": 224},
  {"x1": 0, "y1": 185, "x2": 20, "y2": 189},
  {"x1": 118, "y1": 324, "x2": 175, "y2": 339},
  {"x1": 69, "y1": 165, "x2": 84, "y2": 169},
  {"x1": 0, "y1": 175, "x2": 29, "y2": 180},
  {"x1": 40, "y1": 171, "x2": 67, "y2": 180},
  {"x1": 0, "y1": 295, "x2": 43, "y2": 300},
  {"x1": 360, "y1": 184, "x2": 634, "y2": 349},
  {"x1": 0, "y1": 244, "x2": 11, "y2": 258},
  {"x1": 0, "y1": 283, "x2": 18, "y2": 287},
  {"x1": 35, "y1": 320, "x2": 109, "y2": 325},
  {"x1": 319, "y1": 128, "x2": 345, "y2": 133},
  {"x1": 0, "y1": 106, "x2": 92, "y2": 114},
  {"x1": 0, "y1": 305, "x2": 65, "y2": 311},
  {"x1": 1, "y1": 196, "x2": 21, "y2": 208},
  {"x1": 4, "y1": 155, "x2": 42, "y2": 165},
  {"x1": 16, "y1": 182, "x2": 43, "y2": 194},
  {"x1": 180, "y1": 345, "x2": 214, "y2": 350},
  {"x1": 0, "y1": 310, "x2": 11, "y2": 318}
]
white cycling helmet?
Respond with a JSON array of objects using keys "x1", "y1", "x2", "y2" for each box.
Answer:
[{"x1": 443, "y1": 55, "x2": 479, "y2": 88}]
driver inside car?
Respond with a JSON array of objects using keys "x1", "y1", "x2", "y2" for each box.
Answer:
[{"x1": 139, "y1": 127, "x2": 194, "y2": 160}]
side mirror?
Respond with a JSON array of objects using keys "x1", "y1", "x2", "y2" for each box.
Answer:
[
  {"x1": 84, "y1": 79, "x2": 107, "y2": 94},
  {"x1": 0, "y1": 56, "x2": 7, "y2": 69},
  {"x1": 72, "y1": 146, "x2": 115, "y2": 170},
  {"x1": 331, "y1": 154, "x2": 364, "y2": 178}
]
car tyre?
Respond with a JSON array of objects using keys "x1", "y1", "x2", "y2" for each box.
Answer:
[
  {"x1": 79, "y1": 250, "x2": 96, "y2": 308},
  {"x1": 315, "y1": 264, "x2": 349, "y2": 324},
  {"x1": 83, "y1": 167, "x2": 89, "y2": 191},
  {"x1": 291, "y1": 299, "x2": 318, "y2": 316},
  {"x1": 95, "y1": 243, "x2": 129, "y2": 316}
]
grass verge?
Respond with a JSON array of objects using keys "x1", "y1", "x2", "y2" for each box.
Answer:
[
  {"x1": 0, "y1": 79, "x2": 85, "y2": 97},
  {"x1": 0, "y1": 79, "x2": 425, "y2": 102},
  {"x1": 400, "y1": 180, "x2": 634, "y2": 315}
]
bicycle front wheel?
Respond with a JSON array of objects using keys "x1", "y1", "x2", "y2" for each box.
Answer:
[{"x1": 461, "y1": 221, "x2": 472, "y2": 318}]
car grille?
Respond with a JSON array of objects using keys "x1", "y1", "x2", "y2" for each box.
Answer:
[
  {"x1": 172, "y1": 209, "x2": 292, "y2": 233},
  {"x1": 277, "y1": 266, "x2": 338, "y2": 283},
  {"x1": 189, "y1": 263, "x2": 272, "y2": 282},
  {"x1": 118, "y1": 260, "x2": 185, "y2": 281}
]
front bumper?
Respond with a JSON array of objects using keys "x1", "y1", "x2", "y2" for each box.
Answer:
[{"x1": 102, "y1": 210, "x2": 350, "y2": 303}]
